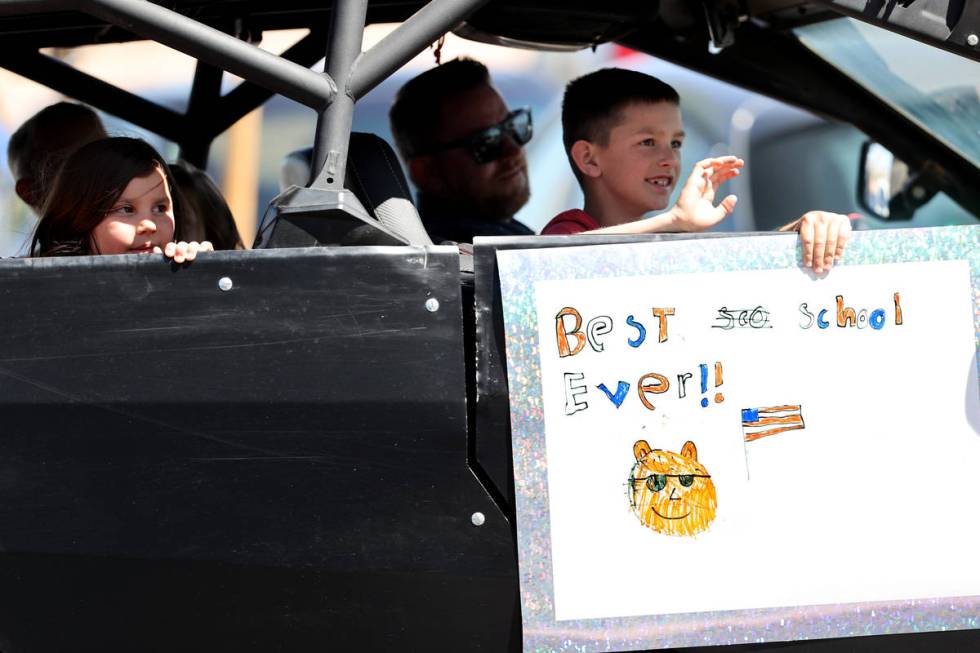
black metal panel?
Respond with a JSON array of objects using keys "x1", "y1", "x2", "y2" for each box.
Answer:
[{"x1": 0, "y1": 247, "x2": 516, "y2": 651}]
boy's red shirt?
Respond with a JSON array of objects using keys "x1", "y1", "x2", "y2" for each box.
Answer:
[{"x1": 540, "y1": 209, "x2": 600, "y2": 235}]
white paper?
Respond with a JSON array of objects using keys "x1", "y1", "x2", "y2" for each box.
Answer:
[{"x1": 535, "y1": 260, "x2": 980, "y2": 621}]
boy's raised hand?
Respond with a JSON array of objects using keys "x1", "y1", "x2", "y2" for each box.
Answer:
[{"x1": 668, "y1": 156, "x2": 744, "y2": 232}]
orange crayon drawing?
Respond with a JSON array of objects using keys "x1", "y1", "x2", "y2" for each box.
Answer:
[
  {"x1": 741, "y1": 405, "x2": 805, "y2": 442},
  {"x1": 628, "y1": 440, "x2": 717, "y2": 537},
  {"x1": 555, "y1": 307, "x2": 586, "y2": 358},
  {"x1": 651, "y1": 307, "x2": 675, "y2": 343}
]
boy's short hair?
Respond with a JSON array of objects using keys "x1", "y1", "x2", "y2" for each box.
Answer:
[
  {"x1": 7, "y1": 102, "x2": 106, "y2": 182},
  {"x1": 562, "y1": 68, "x2": 680, "y2": 179},
  {"x1": 389, "y1": 57, "x2": 491, "y2": 160}
]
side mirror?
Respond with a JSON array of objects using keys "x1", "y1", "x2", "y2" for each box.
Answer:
[{"x1": 857, "y1": 141, "x2": 936, "y2": 220}]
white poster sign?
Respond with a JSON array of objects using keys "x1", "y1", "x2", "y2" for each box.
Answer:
[{"x1": 496, "y1": 227, "x2": 980, "y2": 651}]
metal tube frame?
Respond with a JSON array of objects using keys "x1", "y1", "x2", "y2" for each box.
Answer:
[
  {"x1": 0, "y1": 0, "x2": 491, "y2": 193},
  {"x1": 349, "y1": 0, "x2": 490, "y2": 100},
  {"x1": 0, "y1": 0, "x2": 336, "y2": 109},
  {"x1": 0, "y1": 27, "x2": 326, "y2": 169},
  {"x1": 0, "y1": 48, "x2": 186, "y2": 142},
  {"x1": 309, "y1": 0, "x2": 368, "y2": 189},
  {"x1": 180, "y1": 61, "x2": 224, "y2": 167},
  {"x1": 200, "y1": 29, "x2": 328, "y2": 138},
  {"x1": 310, "y1": 0, "x2": 491, "y2": 188},
  {"x1": 83, "y1": 0, "x2": 336, "y2": 110}
]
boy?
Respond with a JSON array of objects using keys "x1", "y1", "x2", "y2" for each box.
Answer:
[
  {"x1": 542, "y1": 68, "x2": 851, "y2": 274},
  {"x1": 7, "y1": 102, "x2": 107, "y2": 213}
]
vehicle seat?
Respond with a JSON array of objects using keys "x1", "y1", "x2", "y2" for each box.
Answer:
[{"x1": 268, "y1": 133, "x2": 432, "y2": 247}]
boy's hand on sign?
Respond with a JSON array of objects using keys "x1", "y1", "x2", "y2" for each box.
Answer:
[
  {"x1": 669, "y1": 156, "x2": 744, "y2": 232},
  {"x1": 778, "y1": 211, "x2": 855, "y2": 274}
]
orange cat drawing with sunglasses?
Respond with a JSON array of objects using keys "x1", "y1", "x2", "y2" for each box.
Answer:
[{"x1": 628, "y1": 439, "x2": 717, "y2": 537}]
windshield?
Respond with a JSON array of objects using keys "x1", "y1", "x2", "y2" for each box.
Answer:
[{"x1": 795, "y1": 17, "x2": 980, "y2": 168}]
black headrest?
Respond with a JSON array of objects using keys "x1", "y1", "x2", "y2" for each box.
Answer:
[{"x1": 276, "y1": 133, "x2": 432, "y2": 246}]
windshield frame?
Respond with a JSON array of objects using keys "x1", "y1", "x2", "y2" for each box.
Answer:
[{"x1": 795, "y1": 16, "x2": 980, "y2": 170}]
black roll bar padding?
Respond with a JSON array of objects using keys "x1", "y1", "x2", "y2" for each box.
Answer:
[
  {"x1": 0, "y1": 28, "x2": 325, "y2": 170},
  {"x1": 0, "y1": 47, "x2": 187, "y2": 143},
  {"x1": 180, "y1": 61, "x2": 224, "y2": 168},
  {"x1": 82, "y1": 0, "x2": 338, "y2": 110},
  {"x1": 348, "y1": 0, "x2": 492, "y2": 100},
  {"x1": 0, "y1": 0, "x2": 73, "y2": 13},
  {"x1": 200, "y1": 29, "x2": 329, "y2": 139},
  {"x1": 309, "y1": 0, "x2": 369, "y2": 190}
]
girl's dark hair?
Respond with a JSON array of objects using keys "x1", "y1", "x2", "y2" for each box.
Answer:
[
  {"x1": 32, "y1": 137, "x2": 182, "y2": 257},
  {"x1": 169, "y1": 163, "x2": 244, "y2": 250}
]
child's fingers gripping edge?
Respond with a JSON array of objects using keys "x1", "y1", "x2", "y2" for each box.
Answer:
[
  {"x1": 799, "y1": 215, "x2": 815, "y2": 268},
  {"x1": 172, "y1": 241, "x2": 189, "y2": 263},
  {"x1": 823, "y1": 215, "x2": 842, "y2": 270},
  {"x1": 809, "y1": 219, "x2": 829, "y2": 273},
  {"x1": 835, "y1": 218, "x2": 852, "y2": 261}
]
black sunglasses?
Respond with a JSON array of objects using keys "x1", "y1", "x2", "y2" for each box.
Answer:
[
  {"x1": 634, "y1": 473, "x2": 710, "y2": 492},
  {"x1": 423, "y1": 108, "x2": 532, "y2": 164}
]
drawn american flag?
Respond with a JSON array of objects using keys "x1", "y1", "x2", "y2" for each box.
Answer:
[{"x1": 741, "y1": 405, "x2": 805, "y2": 442}]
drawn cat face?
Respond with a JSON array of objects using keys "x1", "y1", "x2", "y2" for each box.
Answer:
[{"x1": 628, "y1": 439, "x2": 717, "y2": 537}]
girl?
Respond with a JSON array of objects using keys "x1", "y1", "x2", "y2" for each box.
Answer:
[{"x1": 32, "y1": 137, "x2": 212, "y2": 263}]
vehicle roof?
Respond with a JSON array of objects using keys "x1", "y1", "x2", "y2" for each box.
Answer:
[
  {"x1": 0, "y1": 0, "x2": 830, "y2": 50},
  {"x1": 3, "y1": 0, "x2": 976, "y2": 219}
]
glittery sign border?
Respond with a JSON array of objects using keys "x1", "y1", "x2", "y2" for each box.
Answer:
[{"x1": 496, "y1": 226, "x2": 980, "y2": 652}]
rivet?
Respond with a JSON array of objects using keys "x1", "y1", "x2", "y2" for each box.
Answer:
[
  {"x1": 967, "y1": 34, "x2": 979, "y2": 47},
  {"x1": 471, "y1": 512, "x2": 485, "y2": 526},
  {"x1": 218, "y1": 276, "x2": 233, "y2": 291},
  {"x1": 425, "y1": 297, "x2": 440, "y2": 312}
]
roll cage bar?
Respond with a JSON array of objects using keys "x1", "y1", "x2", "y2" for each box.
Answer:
[
  {"x1": 0, "y1": 0, "x2": 490, "y2": 178},
  {"x1": 0, "y1": 0, "x2": 978, "y2": 221}
]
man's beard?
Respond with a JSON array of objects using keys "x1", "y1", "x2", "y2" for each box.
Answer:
[{"x1": 474, "y1": 171, "x2": 530, "y2": 221}]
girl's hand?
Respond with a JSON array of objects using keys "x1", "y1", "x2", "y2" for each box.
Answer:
[{"x1": 153, "y1": 241, "x2": 214, "y2": 263}]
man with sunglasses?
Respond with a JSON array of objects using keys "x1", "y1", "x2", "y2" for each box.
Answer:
[{"x1": 389, "y1": 58, "x2": 535, "y2": 243}]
